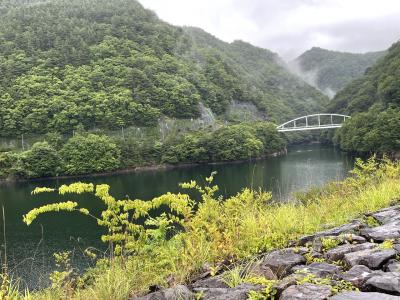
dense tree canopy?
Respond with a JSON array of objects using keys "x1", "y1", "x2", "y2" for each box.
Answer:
[
  {"x1": 161, "y1": 122, "x2": 285, "y2": 164},
  {"x1": 60, "y1": 134, "x2": 121, "y2": 175},
  {"x1": 0, "y1": 0, "x2": 327, "y2": 137},
  {"x1": 12, "y1": 141, "x2": 61, "y2": 178},
  {"x1": 0, "y1": 122, "x2": 286, "y2": 179},
  {"x1": 329, "y1": 42, "x2": 400, "y2": 153},
  {"x1": 293, "y1": 47, "x2": 385, "y2": 97},
  {"x1": 328, "y1": 42, "x2": 400, "y2": 114},
  {"x1": 334, "y1": 108, "x2": 400, "y2": 153}
]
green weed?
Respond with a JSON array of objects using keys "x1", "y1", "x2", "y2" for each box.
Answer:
[{"x1": 14, "y1": 157, "x2": 400, "y2": 299}]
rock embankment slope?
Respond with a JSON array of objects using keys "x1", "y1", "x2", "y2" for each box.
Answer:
[{"x1": 134, "y1": 205, "x2": 400, "y2": 300}]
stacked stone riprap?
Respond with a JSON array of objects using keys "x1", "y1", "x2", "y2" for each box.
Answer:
[{"x1": 133, "y1": 206, "x2": 400, "y2": 300}]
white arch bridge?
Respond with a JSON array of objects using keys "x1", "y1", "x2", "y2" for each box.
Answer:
[{"x1": 277, "y1": 114, "x2": 351, "y2": 132}]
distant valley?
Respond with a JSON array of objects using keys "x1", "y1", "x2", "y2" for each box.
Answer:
[{"x1": 290, "y1": 47, "x2": 386, "y2": 98}]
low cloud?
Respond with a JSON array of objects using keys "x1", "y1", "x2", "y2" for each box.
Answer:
[{"x1": 140, "y1": 0, "x2": 400, "y2": 59}]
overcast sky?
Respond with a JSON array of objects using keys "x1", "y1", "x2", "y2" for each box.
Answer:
[{"x1": 139, "y1": 0, "x2": 400, "y2": 59}]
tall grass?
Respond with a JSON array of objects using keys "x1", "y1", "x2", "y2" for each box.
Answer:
[{"x1": 7, "y1": 157, "x2": 400, "y2": 299}]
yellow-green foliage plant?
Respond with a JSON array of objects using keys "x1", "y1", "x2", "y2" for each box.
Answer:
[
  {"x1": 25, "y1": 182, "x2": 195, "y2": 258},
  {"x1": 321, "y1": 238, "x2": 341, "y2": 251},
  {"x1": 19, "y1": 157, "x2": 400, "y2": 299},
  {"x1": 295, "y1": 272, "x2": 358, "y2": 294}
]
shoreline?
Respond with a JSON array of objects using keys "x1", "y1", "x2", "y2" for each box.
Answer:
[
  {"x1": 0, "y1": 148, "x2": 288, "y2": 185},
  {"x1": 137, "y1": 204, "x2": 400, "y2": 299}
]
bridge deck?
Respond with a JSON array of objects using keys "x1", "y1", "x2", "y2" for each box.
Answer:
[{"x1": 277, "y1": 124, "x2": 342, "y2": 132}]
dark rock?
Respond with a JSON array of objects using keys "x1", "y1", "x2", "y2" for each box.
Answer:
[
  {"x1": 194, "y1": 283, "x2": 262, "y2": 300},
  {"x1": 261, "y1": 250, "x2": 306, "y2": 277},
  {"x1": 363, "y1": 272, "x2": 400, "y2": 295},
  {"x1": 280, "y1": 283, "x2": 332, "y2": 300},
  {"x1": 344, "y1": 248, "x2": 396, "y2": 269},
  {"x1": 335, "y1": 233, "x2": 367, "y2": 244},
  {"x1": 248, "y1": 262, "x2": 278, "y2": 280},
  {"x1": 292, "y1": 262, "x2": 341, "y2": 278},
  {"x1": 322, "y1": 234, "x2": 366, "y2": 246},
  {"x1": 360, "y1": 220, "x2": 400, "y2": 241},
  {"x1": 298, "y1": 220, "x2": 363, "y2": 245},
  {"x1": 312, "y1": 238, "x2": 324, "y2": 252},
  {"x1": 134, "y1": 285, "x2": 194, "y2": 300},
  {"x1": 339, "y1": 265, "x2": 376, "y2": 288},
  {"x1": 149, "y1": 285, "x2": 162, "y2": 293},
  {"x1": 192, "y1": 288, "x2": 228, "y2": 299},
  {"x1": 273, "y1": 273, "x2": 306, "y2": 295},
  {"x1": 394, "y1": 244, "x2": 400, "y2": 254},
  {"x1": 163, "y1": 286, "x2": 193, "y2": 300},
  {"x1": 190, "y1": 275, "x2": 228, "y2": 289},
  {"x1": 309, "y1": 250, "x2": 324, "y2": 260},
  {"x1": 369, "y1": 206, "x2": 400, "y2": 224},
  {"x1": 330, "y1": 291, "x2": 400, "y2": 300},
  {"x1": 385, "y1": 259, "x2": 400, "y2": 272},
  {"x1": 284, "y1": 247, "x2": 310, "y2": 255},
  {"x1": 311, "y1": 234, "x2": 367, "y2": 253},
  {"x1": 325, "y1": 242, "x2": 375, "y2": 261}
]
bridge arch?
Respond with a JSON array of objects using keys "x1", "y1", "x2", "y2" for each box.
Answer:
[{"x1": 277, "y1": 114, "x2": 351, "y2": 132}]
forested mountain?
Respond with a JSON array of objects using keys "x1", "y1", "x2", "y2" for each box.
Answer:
[
  {"x1": 292, "y1": 47, "x2": 385, "y2": 97},
  {"x1": 330, "y1": 41, "x2": 400, "y2": 153},
  {"x1": 185, "y1": 28, "x2": 327, "y2": 118},
  {"x1": 0, "y1": 0, "x2": 328, "y2": 137}
]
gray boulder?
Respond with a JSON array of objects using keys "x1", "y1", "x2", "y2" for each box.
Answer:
[
  {"x1": 360, "y1": 220, "x2": 400, "y2": 241},
  {"x1": 370, "y1": 206, "x2": 400, "y2": 224},
  {"x1": 344, "y1": 248, "x2": 396, "y2": 269},
  {"x1": 321, "y1": 234, "x2": 366, "y2": 246},
  {"x1": 311, "y1": 234, "x2": 366, "y2": 253},
  {"x1": 394, "y1": 244, "x2": 400, "y2": 254},
  {"x1": 261, "y1": 250, "x2": 305, "y2": 277},
  {"x1": 134, "y1": 285, "x2": 194, "y2": 300},
  {"x1": 330, "y1": 291, "x2": 400, "y2": 300},
  {"x1": 248, "y1": 262, "x2": 278, "y2": 280},
  {"x1": 339, "y1": 265, "x2": 376, "y2": 288},
  {"x1": 385, "y1": 259, "x2": 400, "y2": 272},
  {"x1": 292, "y1": 262, "x2": 341, "y2": 278},
  {"x1": 363, "y1": 272, "x2": 400, "y2": 295},
  {"x1": 280, "y1": 247, "x2": 310, "y2": 255},
  {"x1": 280, "y1": 283, "x2": 332, "y2": 300},
  {"x1": 298, "y1": 220, "x2": 363, "y2": 246},
  {"x1": 194, "y1": 283, "x2": 262, "y2": 300},
  {"x1": 334, "y1": 233, "x2": 367, "y2": 244},
  {"x1": 325, "y1": 242, "x2": 375, "y2": 261},
  {"x1": 273, "y1": 273, "x2": 306, "y2": 295},
  {"x1": 190, "y1": 275, "x2": 228, "y2": 289}
]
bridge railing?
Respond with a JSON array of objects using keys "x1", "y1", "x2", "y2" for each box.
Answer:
[{"x1": 277, "y1": 114, "x2": 351, "y2": 132}]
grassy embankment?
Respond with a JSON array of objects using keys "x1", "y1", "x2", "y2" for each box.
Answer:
[{"x1": 3, "y1": 156, "x2": 400, "y2": 299}]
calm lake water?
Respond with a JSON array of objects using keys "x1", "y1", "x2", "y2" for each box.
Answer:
[{"x1": 0, "y1": 143, "x2": 354, "y2": 289}]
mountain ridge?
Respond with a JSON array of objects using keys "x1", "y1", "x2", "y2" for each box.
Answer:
[
  {"x1": 0, "y1": 0, "x2": 328, "y2": 137},
  {"x1": 329, "y1": 41, "x2": 400, "y2": 153},
  {"x1": 291, "y1": 46, "x2": 386, "y2": 97}
]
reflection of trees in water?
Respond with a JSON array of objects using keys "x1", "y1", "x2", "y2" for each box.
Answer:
[{"x1": 0, "y1": 144, "x2": 353, "y2": 289}]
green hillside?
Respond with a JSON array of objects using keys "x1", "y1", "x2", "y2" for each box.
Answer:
[
  {"x1": 329, "y1": 41, "x2": 400, "y2": 153},
  {"x1": 185, "y1": 28, "x2": 327, "y2": 118},
  {"x1": 293, "y1": 47, "x2": 385, "y2": 97},
  {"x1": 0, "y1": 0, "x2": 327, "y2": 137}
]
